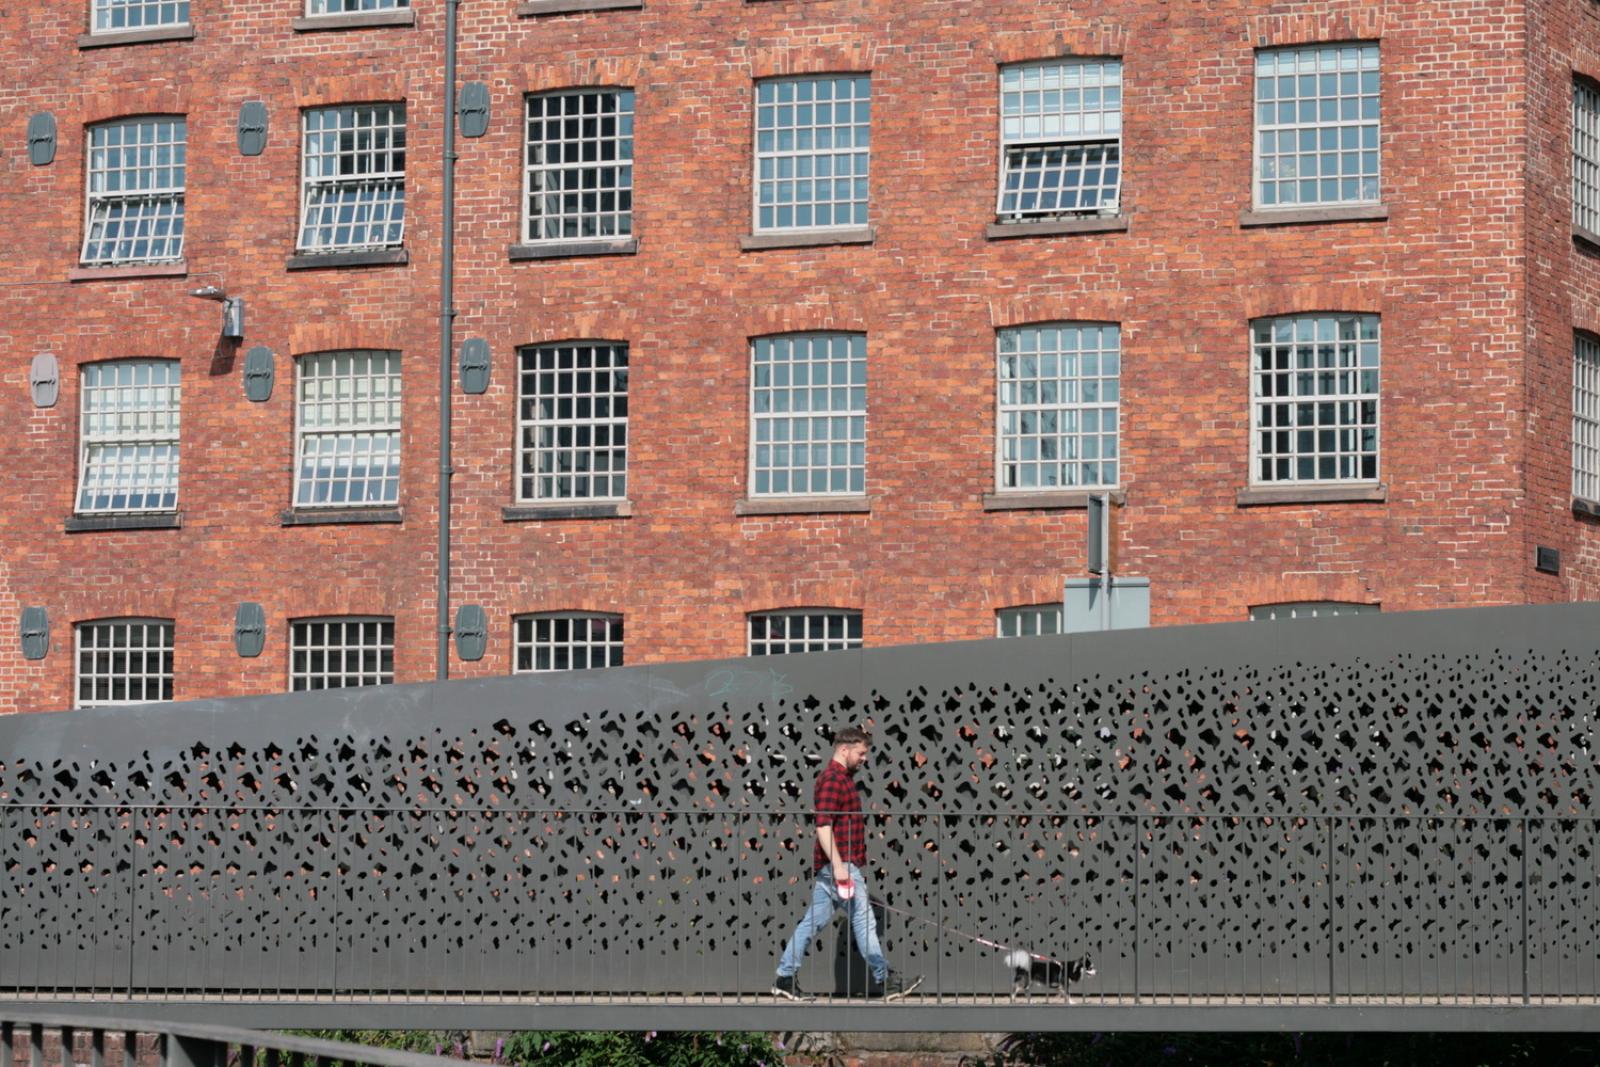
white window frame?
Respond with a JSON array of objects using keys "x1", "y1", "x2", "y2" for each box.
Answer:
[
  {"x1": 1252, "y1": 42, "x2": 1380, "y2": 211},
  {"x1": 297, "y1": 103, "x2": 407, "y2": 254},
  {"x1": 76, "y1": 360, "x2": 181, "y2": 515},
  {"x1": 1249, "y1": 314, "x2": 1380, "y2": 486},
  {"x1": 289, "y1": 616, "x2": 395, "y2": 690},
  {"x1": 513, "y1": 612, "x2": 624, "y2": 673},
  {"x1": 293, "y1": 351, "x2": 402, "y2": 508},
  {"x1": 305, "y1": 0, "x2": 409, "y2": 14},
  {"x1": 91, "y1": 0, "x2": 190, "y2": 33},
  {"x1": 748, "y1": 609, "x2": 863, "y2": 655},
  {"x1": 523, "y1": 88, "x2": 635, "y2": 244},
  {"x1": 1576, "y1": 332, "x2": 1600, "y2": 504},
  {"x1": 749, "y1": 333, "x2": 867, "y2": 498},
  {"x1": 516, "y1": 341, "x2": 629, "y2": 504},
  {"x1": 81, "y1": 116, "x2": 186, "y2": 266},
  {"x1": 753, "y1": 74, "x2": 872, "y2": 234},
  {"x1": 75, "y1": 618, "x2": 174, "y2": 708},
  {"x1": 1249, "y1": 601, "x2": 1379, "y2": 621},
  {"x1": 996, "y1": 605, "x2": 1064, "y2": 638},
  {"x1": 995, "y1": 323, "x2": 1121, "y2": 492},
  {"x1": 996, "y1": 58, "x2": 1123, "y2": 222},
  {"x1": 1576, "y1": 79, "x2": 1600, "y2": 237}
]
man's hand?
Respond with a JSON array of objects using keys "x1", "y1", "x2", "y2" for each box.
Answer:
[{"x1": 832, "y1": 861, "x2": 850, "y2": 885}]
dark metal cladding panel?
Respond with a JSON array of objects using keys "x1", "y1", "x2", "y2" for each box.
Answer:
[
  {"x1": 19, "y1": 607, "x2": 48, "y2": 661},
  {"x1": 237, "y1": 101, "x2": 268, "y2": 157},
  {"x1": 453, "y1": 605, "x2": 487, "y2": 662},
  {"x1": 26, "y1": 112, "x2": 55, "y2": 166},
  {"x1": 29, "y1": 354, "x2": 58, "y2": 409},
  {"x1": 458, "y1": 338, "x2": 490, "y2": 396},
  {"x1": 234, "y1": 602, "x2": 266, "y2": 657},
  {"x1": 457, "y1": 83, "x2": 490, "y2": 139}
]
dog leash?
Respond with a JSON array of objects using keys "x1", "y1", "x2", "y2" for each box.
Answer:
[{"x1": 866, "y1": 895, "x2": 1059, "y2": 964}]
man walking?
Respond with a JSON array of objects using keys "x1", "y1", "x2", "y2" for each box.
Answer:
[{"x1": 771, "y1": 726, "x2": 923, "y2": 1001}]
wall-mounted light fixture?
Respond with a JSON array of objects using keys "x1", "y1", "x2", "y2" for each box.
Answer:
[{"x1": 189, "y1": 285, "x2": 245, "y2": 340}]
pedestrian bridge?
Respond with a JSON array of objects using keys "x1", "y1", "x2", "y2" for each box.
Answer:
[{"x1": 4, "y1": 604, "x2": 1600, "y2": 1032}]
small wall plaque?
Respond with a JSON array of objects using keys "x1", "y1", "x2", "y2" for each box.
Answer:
[
  {"x1": 27, "y1": 113, "x2": 56, "y2": 166},
  {"x1": 455, "y1": 604, "x2": 487, "y2": 662},
  {"x1": 243, "y1": 345, "x2": 275, "y2": 402},
  {"x1": 458, "y1": 83, "x2": 490, "y2": 139},
  {"x1": 459, "y1": 337, "x2": 490, "y2": 395},
  {"x1": 30, "y1": 353, "x2": 59, "y2": 408},
  {"x1": 237, "y1": 101, "x2": 269, "y2": 157},
  {"x1": 1536, "y1": 546, "x2": 1561, "y2": 575},
  {"x1": 20, "y1": 607, "x2": 48, "y2": 661},
  {"x1": 234, "y1": 602, "x2": 266, "y2": 658}
]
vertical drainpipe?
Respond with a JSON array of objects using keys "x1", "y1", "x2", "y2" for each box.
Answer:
[{"x1": 438, "y1": 0, "x2": 460, "y2": 680}]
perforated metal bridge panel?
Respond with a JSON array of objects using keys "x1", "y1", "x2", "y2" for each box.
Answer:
[{"x1": 1, "y1": 604, "x2": 1597, "y2": 1001}]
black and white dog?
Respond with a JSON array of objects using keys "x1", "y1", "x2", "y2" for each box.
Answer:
[{"x1": 1004, "y1": 949, "x2": 1095, "y2": 1002}]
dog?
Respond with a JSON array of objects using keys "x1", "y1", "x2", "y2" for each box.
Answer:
[{"x1": 1004, "y1": 949, "x2": 1095, "y2": 1002}]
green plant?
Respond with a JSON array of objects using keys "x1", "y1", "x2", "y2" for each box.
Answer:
[{"x1": 503, "y1": 1030, "x2": 785, "y2": 1067}]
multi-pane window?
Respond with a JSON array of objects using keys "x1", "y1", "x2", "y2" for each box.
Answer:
[
  {"x1": 294, "y1": 351, "x2": 401, "y2": 507},
  {"x1": 92, "y1": 0, "x2": 189, "y2": 32},
  {"x1": 751, "y1": 333, "x2": 866, "y2": 496},
  {"x1": 307, "y1": 0, "x2": 409, "y2": 12},
  {"x1": 514, "y1": 613, "x2": 624, "y2": 673},
  {"x1": 997, "y1": 605, "x2": 1064, "y2": 638},
  {"x1": 748, "y1": 610, "x2": 862, "y2": 656},
  {"x1": 1249, "y1": 601, "x2": 1379, "y2": 621},
  {"x1": 298, "y1": 104, "x2": 406, "y2": 253},
  {"x1": 997, "y1": 324, "x2": 1120, "y2": 490},
  {"x1": 517, "y1": 342, "x2": 629, "y2": 502},
  {"x1": 290, "y1": 618, "x2": 394, "y2": 690},
  {"x1": 1576, "y1": 333, "x2": 1600, "y2": 502},
  {"x1": 998, "y1": 59, "x2": 1122, "y2": 221},
  {"x1": 1251, "y1": 314, "x2": 1379, "y2": 484},
  {"x1": 77, "y1": 361, "x2": 180, "y2": 514},
  {"x1": 754, "y1": 75, "x2": 871, "y2": 232},
  {"x1": 1254, "y1": 43, "x2": 1380, "y2": 209},
  {"x1": 525, "y1": 90, "x2": 634, "y2": 243},
  {"x1": 75, "y1": 619, "x2": 174, "y2": 708},
  {"x1": 1576, "y1": 80, "x2": 1600, "y2": 235},
  {"x1": 82, "y1": 118, "x2": 186, "y2": 265}
]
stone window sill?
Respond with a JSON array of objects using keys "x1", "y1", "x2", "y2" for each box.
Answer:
[
  {"x1": 1239, "y1": 204, "x2": 1389, "y2": 228},
  {"x1": 1236, "y1": 483, "x2": 1387, "y2": 507},
  {"x1": 286, "y1": 248, "x2": 408, "y2": 271},
  {"x1": 503, "y1": 501, "x2": 633, "y2": 521},
  {"x1": 986, "y1": 215, "x2": 1128, "y2": 240},
  {"x1": 735, "y1": 495, "x2": 871, "y2": 516},
  {"x1": 66, "y1": 512, "x2": 181, "y2": 532},
  {"x1": 740, "y1": 227, "x2": 874, "y2": 251},
  {"x1": 68, "y1": 261, "x2": 187, "y2": 282},
  {"x1": 509, "y1": 237, "x2": 638, "y2": 260},
  {"x1": 280, "y1": 507, "x2": 403, "y2": 526},
  {"x1": 983, "y1": 490, "x2": 1125, "y2": 511},
  {"x1": 1573, "y1": 496, "x2": 1600, "y2": 517},
  {"x1": 78, "y1": 24, "x2": 194, "y2": 48},
  {"x1": 1574, "y1": 225, "x2": 1600, "y2": 253},
  {"x1": 518, "y1": 0, "x2": 641, "y2": 13},
  {"x1": 292, "y1": 9, "x2": 415, "y2": 31}
]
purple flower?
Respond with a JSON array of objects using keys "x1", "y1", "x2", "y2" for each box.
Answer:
[
  {"x1": 1162, "y1": 1045, "x2": 1177, "y2": 1056},
  {"x1": 494, "y1": 1039, "x2": 504, "y2": 1064},
  {"x1": 542, "y1": 1042, "x2": 551, "y2": 1053}
]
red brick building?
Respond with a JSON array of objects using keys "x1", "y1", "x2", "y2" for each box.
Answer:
[{"x1": 0, "y1": 0, "x2": 1591, "y2": 713}]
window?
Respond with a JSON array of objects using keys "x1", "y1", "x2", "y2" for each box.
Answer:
[
  {"x1": 1576, "y1": 333, "x2": 1600, "y2": 502},
  {"x1": 1254, "y1": 43, "x2": 1379, "y2": 209},
  {"x1": 1251, "y1": 314, "x2": 1379, "y2": 484},
  {"x1": 997, "y1": 324, "x2": 1120, "y2": 491},
  {"x1": 307, "y1": 0, "x2": 409, "y2": 13},
  {"x1": 514, "y1": 613, "x2": 623, "y2": 672},
  {"x1": 748, "y1": 610, "x2": 862, "y2": 655},
  {"x1": 1576, "y1": 80, "x2": 1600, "y2": 236},
  {"x1": 75, "y1": 619, "x2": 173, "y2": 708},
  {"x1": 290, "y1": 617, "x2": 394, "y2": 690},
  {"x1": 751, "y1": 333, "x2": 866, "y2": 496},
  {"x1": 298, "y1": 104, "x2": 406, "y2": 253},
  {"x1": 77, "y1": 361, "x2": 180, "y2": 514},
  {"x1": 91, "y1": 0, "x2": 189, "y2": 32},
  {"x1": 997, "y1": 59, "x2": 1122, "y2": 221},
  {"x1": 82, "y1": 117, "x2": 186, "y2": 265},
  {"x1": 997, "y1": 605, "x2": 1063, "y2": 638},
  {"x1": 294, "y1": 351, "x2": 401, "y2": 507},
  {"x1": 754, "y1": 75, "x2": 870, "y2": 232},
  {"x1": 525, "y1": 90, "x2": 634, "y2": 243},
  {"x1": 1249, "y1": 601, "x2": 1379, "y2": 621},
  {"x1": 517, "y1": 342, "x2": 629, "y2": 502}
]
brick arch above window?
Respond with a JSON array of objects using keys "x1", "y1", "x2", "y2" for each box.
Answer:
[
  {"x1": 80, "y1": 94, "x2": 190, "y2": 127},
  {"x1": 289, "y1": 323, "x2": 406, "y2": 356},
  {"x1": 744, "y1": 304, "x2": 871, "y2": 338},
  {"x1": 519, "y1": 58, "x2": 644, "y2": 95},
  {"x1": 749, "y1": 44, "x2": 876, "y2": 80},
  {"x1": 1234, "y1": 574, "x2": 1377, "y2": 615},
  {"x1": 740, "y1": 577, "x2": 865, "y2": 614},
  {"x1": 1249, "y1": 11, "x2": 1387, "y2": 49},
  {"x1": 989, "y1": 295, "x2": 1129, "y2": 329},
  {"x1": 292, "y1": 77, "x2": 409, "y2": 110},
  {"x1": 1240, "y1": 283, "x2": 1384, "y2": 321},
  {"x1": 989, "y1": 29, "x2": 1126, "y2": 67},
  {"x1": 517, "y1": 311, "x2": 640, "y2": 346}
]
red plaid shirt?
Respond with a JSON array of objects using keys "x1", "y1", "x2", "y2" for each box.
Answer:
[{"x1": 812, "y1": 759, "x2": 866, "y2": 874}]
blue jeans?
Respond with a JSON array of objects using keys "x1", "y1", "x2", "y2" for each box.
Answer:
[{"x1": 775, "y1": 864, "x2": 887, "y2": 982}]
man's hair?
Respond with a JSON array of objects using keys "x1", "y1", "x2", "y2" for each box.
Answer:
[{"x1": 833, "y1": 726, "x2": 871, "y2": 748}]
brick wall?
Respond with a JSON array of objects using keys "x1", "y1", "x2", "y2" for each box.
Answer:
[{"x1": 0, "y1": 0, "x2": 1568, "y2": 712}]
